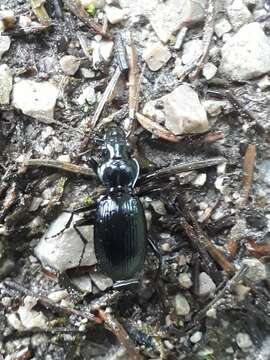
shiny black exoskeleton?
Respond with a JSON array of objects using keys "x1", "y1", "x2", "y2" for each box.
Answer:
[{"x1": 94, "y1": 127, "x2": 147, "y2": 280}]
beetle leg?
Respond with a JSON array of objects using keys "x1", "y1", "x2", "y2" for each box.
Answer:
[
  {"x1": 148, "y1": 236, "x2": 163, "y2": 281},
  {"x1": 113, "y1": 279, "x2": 139, "y2": 290},
  {"x1": 86, "y1": 157, "x2": 99, "y2": 177},
  {"x1": 72, "y1": 216, "x2": 95, "y2": 267}
]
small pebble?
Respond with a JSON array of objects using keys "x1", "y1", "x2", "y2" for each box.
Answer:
[
  {"x1": 143, "y1": 43, "x2": 171, "y2": 71},
  {"x1": 161, "y1": 243, "x2": 171, "y2": 252},
  {"x1": 174, "y1": 27, "x2": 188, "y2": 50},
  {"x1": 198, "y1": 272, "x2": 216, "y2": 297},
  {"x1": 236, "y1": 332, "x2": 253, "y2": 349},
  {"x1": 59, "y1": 55, "x2": 81, "y2": 76},
  {"x1": 151, "y1": 200, "x2": 166, "y2": 215},
  {"x1": 178, "y1": 273, "x2": 193, "y2": 289},
  {"x1": 24, "y1": 296, "x2": 38, "y2": 310},
  {"x1": 164, "y1": 340, "x2": 174, "y2": 350},
  {"x1": 242, "y1": 258, "x2": 267, "y2": 282},
  {"x1": 48, "y1": 290, "x2": 69, "y2": 302},
  {"x1": 227, "y1": 0, "x2": 252, "y2": 30},
  {"x1": 190, "y1": 331, "x2": 202, "y2": 344},
  {"x1": 214, "y1": 18, "x2": 232, "y2": 38},
  {"x1": 192, "y1": 173, "x2": 207, "y2": 187},
  {"x1": 1, "y1": 297, "x2": 11, "y2": 307},
  {"x1": 174, "y1": 293, "x2": 190, "y2": 316},
  {"x1": 202, "y1": 63, "x2": 217, "y2": 80},
  {"x1": 105, "y1": 5, "x2": 125, "y2": 24}
]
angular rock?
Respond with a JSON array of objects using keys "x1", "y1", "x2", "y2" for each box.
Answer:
[
  {"x1": 227, "y1": 0, "x2": 252, "y2": 30},
  {"x1": 0, "y1": 64, "x2": 12, "y2": 105},
  {"x1": 144, "y1": 84, "x2": 208, "y2": 135},
  {"x1": 119, "y1": 0, "x2": 206, "y2": 43},
  {"x1": 0, "y1": 10, "x2": 16, "y2": 30},
  {"x1": 105, "y1": 5, "x2": 125, "y2": 24},
  {"x1": 17, "y1": 306, "x2": 47, "y2": 330},
  {"x1": 143, "y1": 43, "x2": 171, "y2": 71},
  {"x1": 236, "y1": 333, "x2": 253, "y2": 349},
  {"x1": 214, "y1": 17, "x2": 232, "y2": 38},
  {"x1": 48, "y1": 290, "x2": 69, "y2": 302},
  {"x1": 242, "y1": 258, "x2": 267, "y2": 282},
  {"x1": 59, "y1": 55, "x2": 81, "y2": 76},
  {"x1": 203, "y1": 100, "x2": 227, "y2": 117},
  {"x1": 35, "y1": 212, "x2": 97, "y2": 272},
  {"x1": 77, "y1": 86, "x2": 96, "y2": 106},
  {"x1": 220, "y1": 23, "x2": 270, "y2": 81},
  {"x1": 178, "y1": 273, "x2": 193, "y2": 289},
  {"x1": 90, "y1": 273, "x2": 113, "y2": 291},
  {"x1": 182, "y1": 39, "x2": 203, "y2": 65},
  {"x1": 13, "y1": 80, "x2": 59, "y2": 120},
  {"x1": 202, "y1": 62, "x2": 217, "y2": 80},
  {"x1": 92, "y1": 40, "x2": 114, "y2": 66},
  {"x1": 71, "y1": 274, "x2": 93, "y2": 293},
  {"x1": 0, "y1": 35, "x2": 11, "y2": 59},
  {"x1": 174, "y1": 293, "x2": 190, "y2": 316},
  {"x1": 192, "y1": 173, "x2": 207, "y2": 187},
  {"x1": 198, "y1": 272, "x2": 216, "y2": 297}
]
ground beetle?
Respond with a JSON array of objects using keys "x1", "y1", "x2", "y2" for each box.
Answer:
[{"x1": 93, "y1": 126, "x2": 148, "y2": 280}]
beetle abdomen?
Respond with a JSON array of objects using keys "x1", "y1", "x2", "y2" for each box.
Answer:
[{"x1": 94, "y1": 193, "x2": 147, "y2": 280}]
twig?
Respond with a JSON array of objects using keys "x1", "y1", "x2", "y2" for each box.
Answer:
[
  {"x1": 77, "y1": 33, "x2": 92, "y2": 62},
  {"x1": 22, "y1": 159, "x2": 95, "y2": 177},
  {"x1": 240, "y1": 144, "x2": 256, "y2": 207},
  {"x1": 63, "y1": 0, "x2": 112, "y2": 39},
  {"x1": 192, "y1": 264, "x2": 248, "y2": 324},
  {"x1": 29, "y1": 0, "x2": 51, "y2": 26},
  {"x1": 127, "y1": 33, "x2": 139, "y2": 129},
  {"x1": 99, "y1": 309, "x2": 141, "y2": 360},
  {"x1": 138, "y1": 157, "x2": 226, "y2": 185},
  {"x1": 136, "y1": 113, "x2": 180, "y2": 143},
  {"x1": 91, "y1": 66, "x2": 122, "y2": 128},
  {"x1": 115, "y1": 33, "x2": 129, "y2": 72},
  {"x1": 52, "y1": 0, "x2": 64, "y2": 19},
  {"x1": 190, "y1": 0, "x2": 216, "y2": 80},
  {"x1": 185, "y1": 206, "x2": 236, "y2": 275},
  {"x1": 3, "y1": 280, "x2": 100, "y2": 324}
]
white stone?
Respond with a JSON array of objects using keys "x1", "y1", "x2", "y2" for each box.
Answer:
[
  {"x1": 18, "y1": 15, "x2": 32, "y2": 28},
  {"x1": 227, "y1": 0, "x2": 252, "y2": 29},
  {"x1": 178, "y1": 273, "x2": 193, "y2": 289},
  {"x1": 182, "y1": 39, "x2": 203, "y2": 65},
  {"x1": 35, "y1": 212, "x2": 97, "y2": 272},
  {"x1": 71, "y1": 274, "x2": 93, "y2": 293},
  {"x1": 258, "y1": 75, "x2": 270, "y2": 90},
  {"x1": 17, "y1": 306, "x2": 47, "y2": 330},
  {"x1": 77, "y1": 86, "x2": 96, "y2": 106},
  {"x1": 220, "y1": 23, "x2": 270, "y2": 81},
  {"x1": 105, "y1": 5, "x2": 125, "y2": 24},
  {"x1": 174, "y1": 293, "x2": 190, "y2": 316},
  {"x1": 13, "y1": 80, "x2": 59, "y2": 120},
  {"x1": 143, "y1": 84, "x2": 208, "y2": 135},
  {"x1": 92, "y1": 40, "x2": 114, "y2": 66},
  {"x1": 192, "y1": 173, "x2": 207, "y2": 187},
  {"x1": 214, "y1": 18, "x2": 232, "y2": 38},
  {"x1": 48, "y1": 290, "x2": 69, "y2": 302},
  {"x1": 173, "y1": 58, "x2": 185, "y2": 79},
  {"x1": 24, "y1": 296, "x2": 38, "y2": 310},
  {"x1": 236, "y1": 333, "x2": 253, "y2": 349},
  {"x1": 202, "y1": 63, "x2": 217, "y2": 80},
  {"x1": 174, "y1": 27, "x2": 188, "y2": 50},
  {"x1": 119, "y1": 0, "x2": 206, "y2": 43},
  {"x1": 0, "y1": 64, "x2": 12, "y2": 105},
  {"x1": 203, "y1": 100, "x2": 226, "y2": 117},
  {"x1": 90, "y1": 273, "x2": 113, "y2": 291},
  {"x1": 0, "y1": 35, "x2": 11, "y2": 59},
  {"x1": 198, "y1": 272, "x2": 216, "y2": 297},
  {"x1": 143, "y1": 43, "x2": 171, "y2": 71},
  {"x1": 190, "y1": 331, "x2": 202, "y2": 344},
  {"x1": 59, "y1": 55, "x2": 81, "y2": 76},
  {"x1": 7, "y1": 313, "x2": 24, "y2": 331},
  {"x1": 242, "y1": 258, "x2": 267, "y2": 282}
]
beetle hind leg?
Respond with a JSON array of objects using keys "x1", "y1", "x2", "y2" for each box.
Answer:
[{"x1": 148, "y1": 236, "x2": 163, "y2": 282}]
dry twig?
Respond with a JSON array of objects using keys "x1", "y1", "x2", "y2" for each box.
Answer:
[
  {"x1": 63, "y1": 0, "x2": 112, "y2": 39},
  {"x1": 190, "y1": 0, "x2": 216, "y2": 80},
  {"x1": 29, "y1": 0, "x2": 51, "y2": 26},
  {"x1": 240, "y1": 144, "x2": 256, "y2": 207},
  {"x1": 22, "y1": 159, "x2": 95, "y2": 177}
]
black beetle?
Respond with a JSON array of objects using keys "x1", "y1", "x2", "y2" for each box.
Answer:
[{"x1": 94, "y1": 127, "x2": 147, "y2": 281}]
